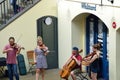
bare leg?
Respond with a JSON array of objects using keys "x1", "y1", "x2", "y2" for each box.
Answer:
[
  {"x1": 36, "y1": 69, "x2": 40, "y2": 80},
  {"x1": 91, "y1": 72, "x2": 97, "y2": 80},
  {"x1": 41, "y1": 68, "x2": 45, "y2": 80},
  {"x1": 71, "y1": 71, "x2": 76, "y2": 80}
]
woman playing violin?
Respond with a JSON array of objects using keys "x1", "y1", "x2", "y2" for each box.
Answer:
[
  {"x1": 34, "y1": 36, "x2": 49, "y2": 80},
  {"x1": 63, "y1": 47, "x2": 82, "y2": 80},
  {"x1": 3, "y1": 37, "x2": 24, "y2": 80},
  {"x1": 84, "y1": 43, "x2": 101, "y2": 80}
]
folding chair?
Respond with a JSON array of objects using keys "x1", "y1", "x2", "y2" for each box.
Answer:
[
  {"x1": 26, "y1": 50, "x2": 36, "y2": 75},
  {"x1": 75, "y1": 65, "x2": 89, "y2": 80},
  {"x1": 76, "y1": 71, "x2": 89, "y2": 80}
]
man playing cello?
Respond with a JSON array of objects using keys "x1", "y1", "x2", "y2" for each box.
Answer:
[{"x1": 60, "y1": 47, "x2": 82, "y2": 80}]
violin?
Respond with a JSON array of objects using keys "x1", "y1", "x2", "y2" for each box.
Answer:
[
  {"x1": 82, "y1": 51, "x2": 96, "y2": 66},
  {"x1": 39, "y1": 44, "x2": 49, "y2": 55},
  {"x1": 11, "y1": 43, "x2": 25, "y2": 50}
]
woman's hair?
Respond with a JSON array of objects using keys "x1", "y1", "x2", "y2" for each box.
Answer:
[
  {"x1": 92, "y1": 43, "x2": 101, "y2": 50},
  {"x1": 37, "y1": 36, "x2": 42, "y2": 41}
]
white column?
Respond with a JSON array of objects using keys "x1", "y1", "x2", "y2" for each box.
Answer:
[{"x1": 109, "y1": 29, "x2": 117, "y2": 80}]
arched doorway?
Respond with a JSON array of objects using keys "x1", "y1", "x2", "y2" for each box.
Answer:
[
  {"x1": 86, "y1": 14, "x2": 109, "y2": 80},
  {"x1": 72, "y1": 13, "x2": 109, "y2": 80}
]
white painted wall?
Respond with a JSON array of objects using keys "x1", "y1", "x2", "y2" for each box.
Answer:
[
  {"x1": 71, "y1": 14, "x2": 87, "y2": 56},
  {"x1": 58, "y1": 1, "x2": 72, "y2": 67}
]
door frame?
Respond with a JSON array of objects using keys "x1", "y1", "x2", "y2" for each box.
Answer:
[
  {"x1": 37, "y1": 16, "x2": 58, "y2": 69},
  {"x1": 86, "y1": 14, "x2": 109, "y2": 79}
]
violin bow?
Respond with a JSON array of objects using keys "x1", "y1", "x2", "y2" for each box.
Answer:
[
  {"x1": 16, "y1": 34, "x2": 23, "y2": 44},
  {"x1": 16, "y1": 34, "x2": 25, "y2": 50}
]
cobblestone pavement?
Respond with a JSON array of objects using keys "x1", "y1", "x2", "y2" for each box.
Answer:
[{"x1": 0, "y1": 69, "x2": 91, "y2": 80}]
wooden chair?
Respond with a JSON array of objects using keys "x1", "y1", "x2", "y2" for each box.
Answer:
[{"x1": 26, "y1": 50, "x2": 36, "y2": 75}]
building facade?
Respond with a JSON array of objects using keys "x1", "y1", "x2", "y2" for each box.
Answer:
[
  {"x1": 0, "y1": 0, "x2": 120, "y2": 80},
  {"x1": 58, "y1": 0, "x2": 120, "y2": 80}
]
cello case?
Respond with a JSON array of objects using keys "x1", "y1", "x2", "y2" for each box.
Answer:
[{"x1": 17, "y1": 54, "x2": 27, "y2": 75}]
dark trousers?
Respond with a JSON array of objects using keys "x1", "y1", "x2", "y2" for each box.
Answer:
[
  {"x1": 11, "y1": 0, "x2": 20, "y2": 14},
  {"x1": 7, "y1": 64, "x2": 19, "y2": 80}
]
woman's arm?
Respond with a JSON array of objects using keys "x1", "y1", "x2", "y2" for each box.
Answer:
[
  {"x1": 89, "y1": 52, "x2": 100, "y2": 63},
  {"x1": 33, "y1": 52, "x2": 37, "y2": 63},
  {"x1": 42, "y1": 45, "x2": 49, "y2": 55}
]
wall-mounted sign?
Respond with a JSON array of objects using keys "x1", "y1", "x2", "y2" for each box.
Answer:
[
  {"x1": 81, "y1": 3, "x2": 96, "y2": 11},
  {"x1": 112, "y1": 22, "x2": 116, "y2": 29}
]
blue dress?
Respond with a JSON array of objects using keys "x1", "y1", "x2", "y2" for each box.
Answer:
[
  {"x1": 34, "y1": 48, "x2": 47, "y2": 69},
  {"x1": 90, "y1": 58, "x2": 99, "y2": 73}
]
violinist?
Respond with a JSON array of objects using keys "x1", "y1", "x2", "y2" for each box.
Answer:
[
  {"x1": 83, "y1": 43, "x2": 101, "y2": 80},
  {"x1": 63, "y1": 47, "x2": 82, "y2": 80},
  {"x1": 34, "y1": 36, "x2": 49, "y2": 80},
  {"x1": 3, "y1": 37, "x2": 23, "y2": 80}
]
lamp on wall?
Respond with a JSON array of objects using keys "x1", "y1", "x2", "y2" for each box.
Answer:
[{"x1": 108, "y1": 0, "x2": 114, "y2": 4}]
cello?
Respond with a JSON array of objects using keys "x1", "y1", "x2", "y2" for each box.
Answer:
[{"x1": 59, "y1": 49, "x2": 83, "y2": 79}]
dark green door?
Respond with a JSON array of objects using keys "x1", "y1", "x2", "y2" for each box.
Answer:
[{"x1": 37, "y1": 16, "x2": 58, "y2": 69}]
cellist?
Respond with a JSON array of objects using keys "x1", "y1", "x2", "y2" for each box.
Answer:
[{"x1": 63, "y1": 47, "x2": 82, "y2": 80}]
